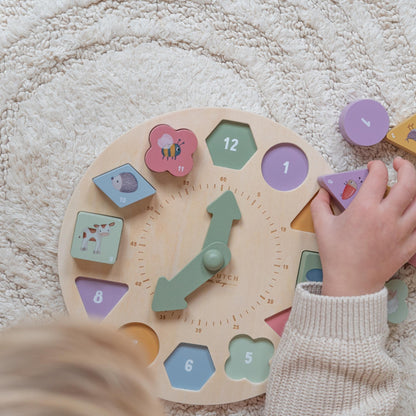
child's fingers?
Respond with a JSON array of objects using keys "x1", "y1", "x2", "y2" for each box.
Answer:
[
  {"x1": 401, "y1": 196, "x2": 416, "y2": 232},
  {"x1": 404, "y1": 228, "x2": 416, "y2": 263},
  {"x1": 354, "y1": 160, "x2": 388, "y2": 204},
  {"x1": 310, "y1": 188, "x2": 333, "y2": 230},
  {"x1": 386, "y1": 157, "x2": 416, "y2": 216}
]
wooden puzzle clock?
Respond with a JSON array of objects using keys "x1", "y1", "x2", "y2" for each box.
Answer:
[{"x1": 58, "y1": 108, "x2": 332, "y2": 405}]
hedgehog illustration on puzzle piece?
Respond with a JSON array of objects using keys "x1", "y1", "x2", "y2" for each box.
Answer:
[
  {"x1": 93, "y1": 163, "x2": 156, "y2": 208},
  {"x1": 111, "y1": 172, "x2": 138, "y2": 193}
]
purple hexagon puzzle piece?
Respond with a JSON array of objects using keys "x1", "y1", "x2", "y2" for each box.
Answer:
[
  {"x1": 339, "y1": 99, "x2": 389, "y2": 146},
  {"x1": 318, "y1": 169, "x2": 369, "y2": 211}
]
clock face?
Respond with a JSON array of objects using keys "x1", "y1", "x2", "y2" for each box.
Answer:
[{"x1": 58, "y1": 108, "x2": 332, "y2": 405}]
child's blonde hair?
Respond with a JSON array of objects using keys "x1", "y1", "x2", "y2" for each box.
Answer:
[{"x1": 0, "y1": 320, "x2": 164, "y2": 416}]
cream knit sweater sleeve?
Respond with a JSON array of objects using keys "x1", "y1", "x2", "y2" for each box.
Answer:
[{"x1": 264, "y1": 282, "x2": 400, "y2": 416}]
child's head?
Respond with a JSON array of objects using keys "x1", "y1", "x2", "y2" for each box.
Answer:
[{"x1": 0, "y1": 320, "x2": 164, "y2": 416}]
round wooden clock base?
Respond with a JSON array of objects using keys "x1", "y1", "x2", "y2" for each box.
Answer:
[{"x1": 58, "y1": 108, "x2": 332, "y2": 405}]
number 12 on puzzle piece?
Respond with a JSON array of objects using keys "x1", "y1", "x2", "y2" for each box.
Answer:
[{"x1": 318, "y1": 169, "x2": 368, "y2": 211}]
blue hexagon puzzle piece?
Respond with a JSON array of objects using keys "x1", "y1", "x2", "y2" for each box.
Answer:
[
  {"x1": 93, "y1": 163, "x2": 155, "y2": 208},
  {"x1": 164, "y1": 343, "x2": 215, "y2": 391}
]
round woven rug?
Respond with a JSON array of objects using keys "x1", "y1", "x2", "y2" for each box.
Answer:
[{"x1": 1, "y1": 1, "x2": 416, "y2": 414}]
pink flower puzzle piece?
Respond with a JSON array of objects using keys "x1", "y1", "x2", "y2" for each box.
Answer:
[{"x1": 145, "y1": 124, "x2": 198, "y2": 177}]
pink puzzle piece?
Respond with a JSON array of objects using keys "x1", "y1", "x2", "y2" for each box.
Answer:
[
  {"x1": 265, "y1": 308, "x2": 291, "y2": 337},
  {"x1": 145, "y1": 124, "x2": 198, "y2": 177},
  {"x1": 408, "y1": 253, "x2": 416, "y2": 267}
]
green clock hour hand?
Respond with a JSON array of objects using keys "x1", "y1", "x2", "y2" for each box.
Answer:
[
  {"x1": 152, "y1": 241, "x2": 231, "y2": 312},
  {"x1": 203, "y1": 190, "x2": 241, "y2": 248}
]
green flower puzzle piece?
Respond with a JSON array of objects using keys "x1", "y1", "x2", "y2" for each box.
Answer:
[
  {"x1": 386, "y1": 279, "x2": 408, "y2": 324},
  {"x1": 225, "y1": 335, "x2": 274, "y2": 383}
]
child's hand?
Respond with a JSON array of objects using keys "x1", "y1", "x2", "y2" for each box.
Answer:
[{"x1": 311, "y1": 157, "x2": 416, "y2": 296}]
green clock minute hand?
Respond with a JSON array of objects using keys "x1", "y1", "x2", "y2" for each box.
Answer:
[
  {"x1": 203, "y1": 190, "x2": 241, "y2": 248},
  {"x1": 152, "y1": 191, "x2": 241, "y2": 312}
]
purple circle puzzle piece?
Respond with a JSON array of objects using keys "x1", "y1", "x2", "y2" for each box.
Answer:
[
  {"x1": 339, "y1": 99, "x2": 389, "y2": 146},
  {"x1": 261, "y1": 144, "x2": 309, "y2": 191}
]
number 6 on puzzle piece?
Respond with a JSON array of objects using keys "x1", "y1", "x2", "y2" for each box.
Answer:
[{"x1": 318, "y1": 169, "x2": 369, "y2": 211}]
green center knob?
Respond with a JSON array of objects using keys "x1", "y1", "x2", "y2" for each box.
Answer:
[{"x1": 203, "y1": 248, "x2": 225, "y2": 272}]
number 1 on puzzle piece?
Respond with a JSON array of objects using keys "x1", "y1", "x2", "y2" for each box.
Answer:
[{"x1": 318, "y1": 169, "x2": 369, "y2": 211}]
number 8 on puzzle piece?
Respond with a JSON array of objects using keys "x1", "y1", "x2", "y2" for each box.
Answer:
[{"x1": 318, "y1": 169, "x2": 369, "y2": 211}]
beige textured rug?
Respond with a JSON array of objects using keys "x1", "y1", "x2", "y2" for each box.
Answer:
[{"x1": 1, "y1": 1, "x2": 416, "y2": 414}]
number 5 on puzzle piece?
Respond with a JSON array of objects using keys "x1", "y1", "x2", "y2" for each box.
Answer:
[
  {"x1": 318, "y1": 169, "x2": 368, "y2": 211},
  {"x1": 145, "y1": 124, "x2": 198, "y2": 177}
]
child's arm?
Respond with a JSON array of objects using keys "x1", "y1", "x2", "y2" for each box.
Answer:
[
  {"x1": 264, "y1": 158, "x2": 416, "y2": 416},
  {"x1": 314, "y1": 157, "x2": 416, "y2": 297}
]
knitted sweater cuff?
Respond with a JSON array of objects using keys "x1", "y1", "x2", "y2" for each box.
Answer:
[{"x1": 289, "y1": 282, "x2": 388, "y2": 341}]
